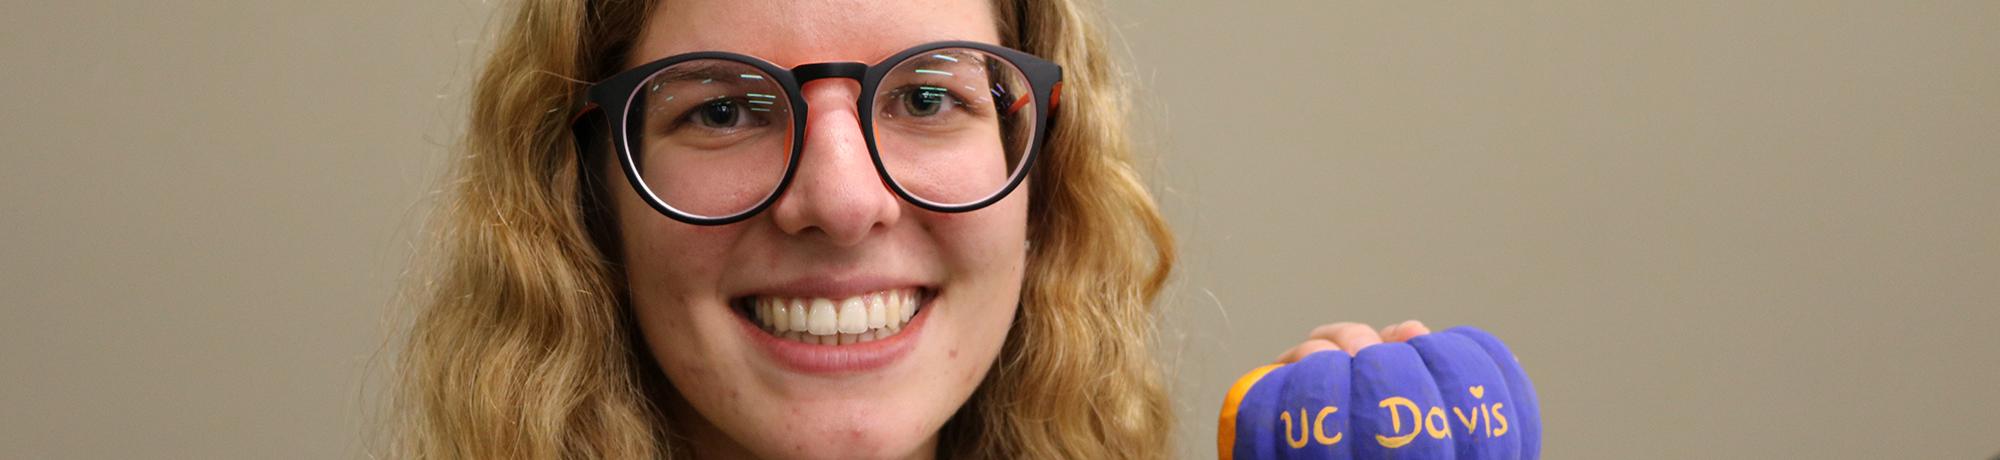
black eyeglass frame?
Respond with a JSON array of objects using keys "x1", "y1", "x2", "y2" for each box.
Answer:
[{"x1": 572, "y1": 40, "x2": 1065, "y2": 226}]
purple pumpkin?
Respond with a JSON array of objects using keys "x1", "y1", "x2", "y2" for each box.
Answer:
[{"x1": 1218, "y1": 327, "x2": 1539, "y2": 460}]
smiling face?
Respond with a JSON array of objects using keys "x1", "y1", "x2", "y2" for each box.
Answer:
[{"x1": 609, "y1": 0, "x2": 1025, "y2": 458}]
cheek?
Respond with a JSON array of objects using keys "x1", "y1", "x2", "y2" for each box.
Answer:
[
  {"x1": 620, "y1": 219, "x2": 725, "y2": 302},
  {"x1": 923, "y1": 178, "x2": 1029, "y2": 262},
  {"x1": 609, "y1": 171, "x2": 746, "y2": 368},
  {"x1": 619, "y1": 220, "x2": 757, "y2": 423},
  {"x1": 924, "y1": 185, "x2": 1029, "y2": 354},
  {"x1": 608, "y1": 154, "x2": 740, "y2": 294},
  {"x1": 621, "y1": 224, "x2": 713, "y2": 357},
  {"x1": 878, "y1": 132, "x2": 1013, "y2": 205}
]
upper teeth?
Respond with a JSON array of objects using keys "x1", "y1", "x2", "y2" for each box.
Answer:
[{"x1": 753, "y1": 288, "x2": 920, "y2": 344}]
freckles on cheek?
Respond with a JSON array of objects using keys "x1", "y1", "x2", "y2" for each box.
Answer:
[
  {"x1": 920, "y1": 210, "x2": 1027, "y2": 259},
  {"x1": 625, "y1": 222, "x2": 738, "y2": 288},
  {"x1": 666, "y1": 360, "x2": 710, "y2": 384},
  {"x1": 623, "y1": 219, "x2": 746, "y2": 397},
  {"x1": 634, "y1": 222, "x2": 732, "y2": 258}
]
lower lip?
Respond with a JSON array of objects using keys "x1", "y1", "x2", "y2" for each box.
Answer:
[{"x1": 739, "y1": 295, "x2": 932, "y2": 375}]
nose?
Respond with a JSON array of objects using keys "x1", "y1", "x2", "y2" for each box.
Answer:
[{"x1": 767, "y1": 79, "x2": 901, "y2": 246}]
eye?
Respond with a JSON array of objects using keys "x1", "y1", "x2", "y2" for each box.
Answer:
[
  {"x1": 690, "y1": 100, "x2": 749, "y2": 129},
  {"x1": 897, "y1": 85, "x2": 958, "y2": 118}
]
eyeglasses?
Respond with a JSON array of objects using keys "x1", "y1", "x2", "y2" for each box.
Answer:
[{"x1": 572, "y1": 41, "x2": 1064, "y2": 226}]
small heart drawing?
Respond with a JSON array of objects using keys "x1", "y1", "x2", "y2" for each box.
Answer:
[{"x1": 1470, "y1": 385, "x2": 1485, "y2": 399}]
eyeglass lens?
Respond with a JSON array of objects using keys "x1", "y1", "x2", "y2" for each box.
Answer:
[{"x1": 626, "y1": 48, "x2": 1037, "y2": 219}]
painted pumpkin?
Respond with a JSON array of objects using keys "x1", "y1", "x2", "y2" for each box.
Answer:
[{"x1": 1218, "y1": 326, "x2": 1541, "y2": 460}]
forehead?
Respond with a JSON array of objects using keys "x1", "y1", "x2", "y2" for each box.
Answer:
[{"x1": 630, "y1": 0, "x2": 1001, "y2": 69}]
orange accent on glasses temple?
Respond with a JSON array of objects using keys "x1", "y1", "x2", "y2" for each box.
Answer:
[
  {"x1": 1003, "y1": 82, "x2": 1061, "y2": 117},
  {"x1": 570, "y1": 102, "x2": 600, "y2": 125},
  {"x1": 1006, "y1": 94, "x2": 1031, "y2": 117}
]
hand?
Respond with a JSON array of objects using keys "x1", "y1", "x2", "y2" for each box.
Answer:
[{"x1": 1273, "y1": 320, "x2": 1431, "y2": 364}]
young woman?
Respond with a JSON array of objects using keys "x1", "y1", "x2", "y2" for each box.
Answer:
[{"x1": 393, "y1": 0, "x2": 1427, "y2": 457}]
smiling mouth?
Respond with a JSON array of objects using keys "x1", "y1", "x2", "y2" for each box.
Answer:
[{"x1": 733, "y1": 288, "x2": 931, "y2": 345}]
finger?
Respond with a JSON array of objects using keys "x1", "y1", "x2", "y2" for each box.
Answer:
[
  {"x1": 1274, "y1": 339, "x2": 1340, "y2": 364},
  {"x1": 1306, "y1": 322, "x2": 1364, "y2": 342},
  {"x1": 1379, "y1": 322, "x2": 1403, "y2": 340},
  {"x1": 1398, "y1": 320, "x2": 1431, "y2": 339},
  {"x1": 1383, "y1": 320, "x2": 1432, "y2": 342},
  {"x1": 1309, "y1": 322, "x2": 1383, "y2": 356}
]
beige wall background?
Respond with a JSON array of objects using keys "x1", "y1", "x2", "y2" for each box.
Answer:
[{"x1": 3, "y1": 1, "x2": 1994, "y2": 459}]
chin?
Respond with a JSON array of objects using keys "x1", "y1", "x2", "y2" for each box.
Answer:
[
  {"x1": 692, "y1": 361, "x2": 955, "y2": 459},
  {"x1": 743, "y1": 405, "x2": 938, "y2": 459}
]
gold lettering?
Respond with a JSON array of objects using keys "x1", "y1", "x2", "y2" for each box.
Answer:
[
  {"x1": 1425, "y1": 406, "x2": 1451, "y2": 439},
  {"x1": 1375, "y1": 397, "x2": 1421, "y2": 448},
  {"x1": 1453, "y1": 406, "x2": 1479, "y2": 436},
  {"x1": 1491, "y1": 403, "x2": 1509, "y2": 437},
  {"x1": 1283, "y1": 408, "x2": 1310, "y2": 449},
  {"x1": 1481, "y1": 404, "x2": 1493, "y2": 438},
  {"x1": 1313, "y1": 406, "x2": 1342, "y2": 446}
]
